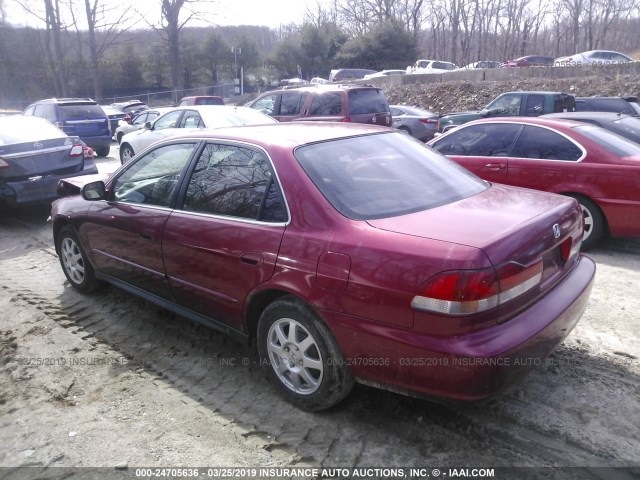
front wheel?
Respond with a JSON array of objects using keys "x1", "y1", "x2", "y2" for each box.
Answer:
[
  {"x1": 96, "y1": 146, "x2": 110, "y2": 157},
  {"x1": 119, "y1": 143, "x2": 135, "y2": 164},
  {"x1": 257, "y1": 297, "x2": 354, "y2": 411},
  {"x1": 566, "y1": 194, "x2": 605, "y2": 250},
  {"x1": 57, "y1": 225, "x2": 101, "y2": 293}
]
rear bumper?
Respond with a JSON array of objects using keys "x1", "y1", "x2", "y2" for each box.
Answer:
[
  {"x1": 322, "y1": 255, "x2": 596, "y2": 400},
  {"x1": 0, "y1": 160, "x2": 98, "y2": 206},
  {"x1": 80, "y1": 135, "x2": 111, "y2": 150}
]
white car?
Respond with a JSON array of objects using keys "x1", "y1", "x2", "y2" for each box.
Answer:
[
  {"x1": 408, "y1": 60, "x2": 458, "y2": 74},
  {"x1": 362, "y1": 69, "x2": 406, "y2": 80},
  {"x1": 118, "y1": 106, "x2": 276, "y2": 164},
  {"x1": 555, "y1": 50, "x2": 634, "y2": 67},
  {"x1": 114, "y1": 108, "x2": 173, "y2": 144}
]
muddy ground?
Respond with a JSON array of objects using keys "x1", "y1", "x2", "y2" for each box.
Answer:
[{"x1": 1, "y1": 140, "x2": 639, "y2": 479}]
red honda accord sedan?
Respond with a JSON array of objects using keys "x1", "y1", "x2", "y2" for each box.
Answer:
[
  {"x1": 51, "y1": 123, "x2": 595, "y2": 411},
  {"x1": 428, "y1": 117, "x2": 640, "y2": 250}
]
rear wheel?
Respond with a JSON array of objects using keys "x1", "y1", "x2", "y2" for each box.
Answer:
[
  {"x1": 120, "y1": 143, "x2": 135, "y2": 164},
  {"x1": 96, "y1": 146, "x2": 110, "y2": 157},
  {"x1": 257, "y1": 297, "x2": 354, "y2": 411},
  {"x1": 566, "y1": 194, "x2": 605, "y2": 250},
  {"x1": 57, "y1": 225, "x2": 101, "y2": 293},
  {"x1": 398, "y1": 126, "x2": 412, "y2": 136}
]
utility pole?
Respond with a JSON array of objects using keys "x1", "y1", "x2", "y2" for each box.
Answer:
[{"x1": 231, "y1": 46, "x2": 242, "y2": 95}]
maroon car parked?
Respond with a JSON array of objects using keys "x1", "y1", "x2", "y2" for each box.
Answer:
[
  {"x1": 51, "y1": 123, "x2": 595, "y2": 411},
  {"x1": 428, "y1": 117, "x2": 640, "y2": 249},
  {"x1": 501, "y1": 55, "x2": 554, "y2": 67}
]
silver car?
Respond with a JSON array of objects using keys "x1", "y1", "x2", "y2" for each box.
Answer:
[
  {"x1": 390, "y1": 105, "x2": 439, "y2": 142},
  {"x1": 0, "y1": 116, "x2": 98, "y2": 206},
  {"x1": 114, "y1": 108, "x2": 172, "y2": 144}
]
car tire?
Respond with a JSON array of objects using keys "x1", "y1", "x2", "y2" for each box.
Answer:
[
  {"x1": 57, "y1": 225, "x2": 101, "y2": 293},
  {"x1": 398, "y1": 126, "x2": 412, "y2": 136},
  {"x1": 257, "y1": 296, "x2": 354, "y2": 411},
  {"x1": 566, "y1": 194, "x2": 605, "y2": 250},
  {"x1": 120, "y1": 143, "x2": 135, "y2": 164},
  {"x1": 96, "y1": 146, "x2": 110, "y2": 157}
]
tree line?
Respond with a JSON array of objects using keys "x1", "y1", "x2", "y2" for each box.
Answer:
[{"x1": 0, "y1": 0, "x2": 638, "y2": 108}]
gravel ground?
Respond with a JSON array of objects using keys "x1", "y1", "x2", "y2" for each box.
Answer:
[{"x1": 1, "y1": 138, "x2": 639, "y2": 479}]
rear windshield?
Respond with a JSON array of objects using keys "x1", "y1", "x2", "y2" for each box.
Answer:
[
  {"x1": 196, "y1": 97, "x2": 224, "y2": 105},
  {"x1": 0, "y1": 116, "x2": 66, "y2": 145},
  {"x1": 60, "y1": 104, "x2": 106, "y2": 120},
  {"x1": 348, "y1": 89, "x2": 390, "y2": 115},
  {"x1": 574, "y1": 124, "x2": 640, "y2": 157},
  {"x1": 295, "y1": 132, "x2": 487, "y2": 220}
]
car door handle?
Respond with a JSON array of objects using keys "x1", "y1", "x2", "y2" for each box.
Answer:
[
  {"x1": 240, "y1": 253, "x2": 262, "y2": 266},
  {"x1": 484, "y1": 163, "x2": 507, "y2": 170}
]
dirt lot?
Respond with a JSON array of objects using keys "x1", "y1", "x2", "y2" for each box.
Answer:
[{"x1": 1, "y1": 138, "x2": 639, "y2": 479}]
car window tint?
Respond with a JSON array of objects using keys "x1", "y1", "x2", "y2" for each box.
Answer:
[
  {"x1": 183, "y1": 143, "x2": 285, "y2": 221},
  {"x1": 252, "y1": 95, "x2": 277, "y2": 116},
  {"x1": 279, "y1": 93, "x2": 305, "y2": 116},
  {"x1": 524, "y1": 95, "x2": 544, "y2": 116},
  {"x1": 431, "y1": 123, "x2": 522, "y2": 157},
  {"x1": 390, "y1": 108, "x2": 404, "y2": 116},
  {"x1": 133, "y1": 113, "x2": 147, "y2": 125},
  {"x1": 348, "y1": 89, "x2": 389, "y2": 115},
  {"x1": 112, "y1": 143, "x2": 196, "y2": 207},
  {"x1": 154, "y1": 110, "x2": 182, "y2": 130},
  {"x1": 510, "y1": 126, "x2": 582, "y2": 160},
  {"x1": 59, "y1": 104, "x2": 105, "y2": 120},
  {"x1": 296, "y1": 132, "x2": 487, "y2": 220},
  {"x1": 180, "y1": 111, "x2": 203, "y2": 128},
  {"x1": 574, "y1": 124, "x2": 640, "y2": 157},
  {"x1": 309, "y1": 93, "x2": 342, "y2": 116}
]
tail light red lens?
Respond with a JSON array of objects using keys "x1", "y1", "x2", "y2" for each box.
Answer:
[
  {"x1": 124, "y1": 114, "x2": 131, "y2": 123},
  {"x1": 412, "y1": 260, "x2": 543, "y2": 316},
  {"x1": 341, "y1": 117, "x2": 350, "y2": 122},
  {"x1": 419, "y1": 118, "x2": 438, "y2": 124},
  {"x1": 69, "y1": 144, "x2": 84, "y2": 157}
]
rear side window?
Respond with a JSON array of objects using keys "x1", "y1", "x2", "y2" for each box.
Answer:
[
  {"x1": 432, "y1": 123, "x2": 522, "y2": 157},
  {"x1": 295, "y1": 132, "x2": 487, "y2": 220},
  {"x1": 309, "y1": 93, "x2": 342, "y2": 116},
  {"x1": 348, "y1": 89, "x2": 389, "y2": 115},
  {"x1": 59, "y1": 104, "x2": 106, "y2": 120},
  {"x1": 510, "y1": 126, "x2": 583, "y2": 160},
  {"x1": 575, "y1": 124, "x2": 640, "y2": 157},
  {"x1": 183, "y1": 143, "x2": 286, "y2": 222}
]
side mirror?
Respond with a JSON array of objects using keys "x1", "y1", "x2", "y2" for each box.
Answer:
[
  {"x1": 479, "y1": 109, "x2": 490, "y2": 117},
  {"x1": 82, "y1": 181, "x2": 106, "y2": 201},
  {"x1": 144, "y1": 122, "x2": 152, "y2": 130}
]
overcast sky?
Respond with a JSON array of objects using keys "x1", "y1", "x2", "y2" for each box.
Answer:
[{"x1": 5, "y1": 0, "x2": 323, "y2": 29}]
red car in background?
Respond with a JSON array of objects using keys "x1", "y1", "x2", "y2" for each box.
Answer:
[
  {"x1": 428, "y1": 117, "x2": 640, "y2": 249},
  {"x1": 51, "y1": 123, "x2": 594, "y2": 410},
  {"x1": 501, "y1": 55, "x2": 555, "y2": 67}
]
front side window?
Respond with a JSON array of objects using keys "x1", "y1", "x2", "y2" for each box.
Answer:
[
  {"x1": 252, "y1": 95, "x2": 277, "y2": 116},
  {"x1": 487, "y1": 94, "x2": 522, "y2": 115},
  {"x1": 132, "y1": 113, "x2": 148, "y2": 125},
  {"x1": 112, "y1": 143, "x2": 196, "y2": 206},
  {"x1": 309, "y1": 93, "x2": 342, "y2": 116},
  {"x1": 432, "y1": 123, "x2": 522, "y2": 157},
  {"x1": 153, "y1": 110, "x2": 182, "y2": 130},
  {"x1": 510, "y1": 126, "x2": 583, "y2": 160},
  {"x1": 279, "y1": 93, "x2": 305, "y2": 116},
  {"x1": 183, "y1": 143, "x2": 286, "y2": 222}
]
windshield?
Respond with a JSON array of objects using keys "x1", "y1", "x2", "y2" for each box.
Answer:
[
  {"x1": 295, "y1": 132, "x2": 487, "y2": 220},
  {"x1": 574, "y1": 124, "x2": 640, "y2": 157}
]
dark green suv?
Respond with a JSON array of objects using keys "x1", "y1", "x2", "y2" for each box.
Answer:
[{"x1": 438, "y1": 92, "x2": 575, "y2": 133}]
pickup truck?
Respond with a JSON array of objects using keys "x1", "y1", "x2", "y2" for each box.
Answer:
[{"x1": 437, "y1": 91, "x2": 575, "y2": 133}]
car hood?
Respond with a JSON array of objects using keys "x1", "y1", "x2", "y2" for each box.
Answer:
[{"x1": 366, "y1": 183, "x2": 582, "y2": 266}]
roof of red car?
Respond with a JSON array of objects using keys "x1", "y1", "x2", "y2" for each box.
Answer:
[{"x1": 171, "y1": 121, "x2": 393, "y2": 148}]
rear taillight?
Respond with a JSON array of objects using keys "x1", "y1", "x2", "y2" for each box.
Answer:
[
  {"x1": 0, "y1": 157, "x2": 9, "y2": 168},
  {"x1": 69, "y1": 144, "x2": 84, "y2": 157},
  {"x1": 419, "y1": 118, "x2": 438, "y2": 124},
  {"x1": 124, "y1": 114, "x2": 131, "y2": 123},
  {"x1": 411, "y1": 260, "x2": 543, "y2": 316},
  {"x1": 341, "y1": 117, "x2": 350, "y2": 122}
]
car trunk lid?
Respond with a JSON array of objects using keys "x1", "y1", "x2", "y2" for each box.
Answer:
[{"x1": 0, "y1": 137, "x2": 83, "y2": 179}]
